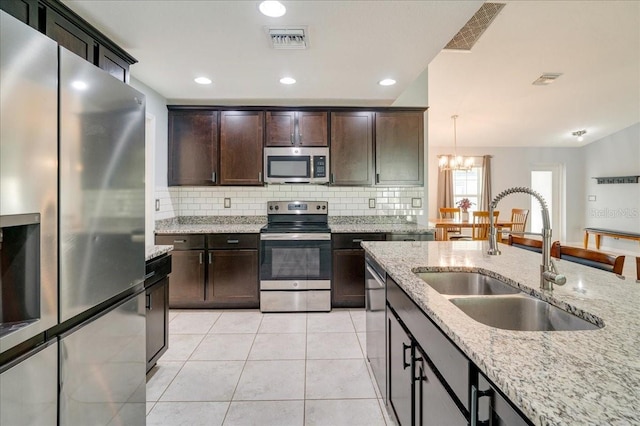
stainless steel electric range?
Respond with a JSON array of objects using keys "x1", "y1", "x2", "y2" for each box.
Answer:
[{"x1": 259, "y1": 201, "x2": 331, "y2": 312}]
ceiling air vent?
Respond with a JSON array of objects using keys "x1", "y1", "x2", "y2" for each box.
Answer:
[
  {"x1": 444, "y1": 3, "x2": 505, "y2": 51},
  {"x1": 268, "y1": 27, "x2": 308, "y2": 49},
  {"x1": 532, "y1": 73, "x2": 563, "y2": 86}
]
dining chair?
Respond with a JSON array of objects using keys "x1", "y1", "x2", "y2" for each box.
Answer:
[
  {"x1": 471, "y1": 210, "x2": 500, "y2": 240},
  {"x1": 636, "y1": 256, "x2": 639, "y2": 283},
  {"x1": 439, "y1": 207, "x2": 463, "y2": 239},
  {"x1": 500, "y1": 208, "x2": 529, "y2": 242},
  {"x1": 550, "y1": 242, "x2": 625, "y2": 275},
  {"x1": 507, "y1": 234, "x2": 543, "y2": 253}
]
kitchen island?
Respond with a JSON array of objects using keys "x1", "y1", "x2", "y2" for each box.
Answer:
[{"x1": 362, "y1": 240, "x2": 640, "y2": 425}]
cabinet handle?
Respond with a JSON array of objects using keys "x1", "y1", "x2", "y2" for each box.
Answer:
[
  {"x1": 376, "y1": 173, "x2": 380, "y2": 184},
  {"x1": 208, "y1": 252, "x2": 212, "y2": 264},
  {"x1": 173, "y1": 239, "x2": 186, "y2": 243},
  {"x1": 227, "y1": 239, "x2": 239, "y2": 244},
  {"x1": 258, "y1": 171, "x2": 262, "y2": 182},
  {"x1": 352, "y1": 239, "x2": 363, "y2": 243},
  {"x1": 415, "y1": 360, "x2": 427, "y2": 426},
  {"x1": 290, "y1": 133, "x2": 294, "y2": 144},
  {"x1": 146, "y1": 293, "x2": 152, "y2": 310},
  {"x1": 211, "y1": 172, "x2": 216, "y2": 183},
  {"x1": 471, "y1": 384, "x2": 493, "y2": 426},
  {"x1": 199, "y1": 252, "x2": 203, "y2": 264},
  {"x1": 402, "y1": 343, "x2": 411, "y2": 369},
  {"x1": 330, "y1": 173, "x2": 335, "y2": 184},
  {"x1": 298, "y1": 133, "x2": 302, "y2": 144}
]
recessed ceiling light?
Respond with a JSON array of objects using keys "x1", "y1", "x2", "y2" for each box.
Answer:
[
  {"x1": 280, "y1": 77, "x2": 296, "y2": 85},
  {"x1": 194, "y1": 77, "x2": 212, "y2": 85},
  {"x1": 378, "y1": 78, "x2": 396, "y2": 86},
  {"x1": 71, "y1": 80, "x2": 88, "y2": 90},
  {"x1": 259, "y1": 1, "x2": 286, "y2": 18}
]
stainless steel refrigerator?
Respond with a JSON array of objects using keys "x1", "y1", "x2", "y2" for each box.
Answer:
[{"x1": 1, "y1": 10, "x2": 147, "y2": 425}]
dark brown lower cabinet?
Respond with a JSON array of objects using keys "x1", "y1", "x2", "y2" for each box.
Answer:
[
  {"x1": 332, "y1": 233, "x2": 385, "y2": 308},
  {"x1": 145, "y1": 253, "x2": 171, "y2": 373},
  {"x1": 206, "y1": 249, "x2": 259, "y2": 308},
  {"x1": 388, "y1": 308, "x2": 414, "y2": 426},
  {"x1": 168, "y1": 250, "x2": 205, "y2": 307}
]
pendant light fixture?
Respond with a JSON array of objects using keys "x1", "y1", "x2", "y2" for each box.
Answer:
[{"x1": 438, "y1": 115, "x2": 474, "y2": 172}]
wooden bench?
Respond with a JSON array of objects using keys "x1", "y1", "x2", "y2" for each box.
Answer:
[{"x1": 583, "y1": 228, "x2": 640, "y2": 250}]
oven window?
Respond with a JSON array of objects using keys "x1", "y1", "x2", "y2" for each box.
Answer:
[
  {"x1": 268, "y1": 156, "x2": 310, "y2": 178},
  {"x1": 272, "y1": 247, "x2": 320, "y2": 278}
]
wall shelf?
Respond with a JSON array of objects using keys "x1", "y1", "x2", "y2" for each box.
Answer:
[{"x1": 592, "y1": 176, "x2": 640, "y2": 184}]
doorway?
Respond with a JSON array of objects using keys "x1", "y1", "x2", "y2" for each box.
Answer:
[
  {"x1": 530, "y1": 164, "x2": 563, "y2": 240},
  {"x1": 145, "y1": 114, "x2": 156, "y2": 246}
]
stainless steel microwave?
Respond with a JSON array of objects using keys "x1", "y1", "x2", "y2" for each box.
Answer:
[{"x1": 264, "y1": 147, "x2": 329, "y2": 184}]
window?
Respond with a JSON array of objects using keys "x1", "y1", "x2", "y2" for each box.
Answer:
[{"x1": 453, "y1": 166, "x2": 481, "y2": 212}]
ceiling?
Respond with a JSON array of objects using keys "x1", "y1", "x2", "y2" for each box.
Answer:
[{"x1": 63, "y1": 1, "x2": 639, "y2": 148}]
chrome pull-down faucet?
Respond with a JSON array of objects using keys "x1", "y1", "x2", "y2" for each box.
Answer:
[{"x1": 487, "y1": 187, "x2": 566, "y2": 290}]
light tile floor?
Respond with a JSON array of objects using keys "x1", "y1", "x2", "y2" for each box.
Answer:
[{"x1": 146, "y1": 309, "x2": 396, "y2": 426}]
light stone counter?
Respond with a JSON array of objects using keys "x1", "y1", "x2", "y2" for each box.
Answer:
[
  {"x1": 155, "y1": 224, "x2": 264, "y2": 235},
  {"x1": 362, "y1": 240, "x2": 640, "y2": 426},
  {"x1": 145, "y1": 245, "x2": 173, "y2": 261},
  {"x1": 329, "y1": 223, "x2": 434, "y2": 234}
]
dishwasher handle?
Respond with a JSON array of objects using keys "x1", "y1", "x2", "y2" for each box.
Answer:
[{"x1": 365, "y1": 263, "x2": 385, "y2": 288}]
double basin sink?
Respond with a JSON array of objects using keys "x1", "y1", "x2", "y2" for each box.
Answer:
[{"x1": 415, "y1": 272, "x2": 600, "y2": 331}]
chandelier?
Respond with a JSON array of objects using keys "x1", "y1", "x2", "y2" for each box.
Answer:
[{"x1": 438, "y1": 115, "x2": 474, "y2": 172}]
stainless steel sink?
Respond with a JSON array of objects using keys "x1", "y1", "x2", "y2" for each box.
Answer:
[
  {"x1": 449, "y1": 295, "x2": 601, "y2": 331},
  {"x1": 415, "y1": 272, "x2": 521, "y2": 296}
]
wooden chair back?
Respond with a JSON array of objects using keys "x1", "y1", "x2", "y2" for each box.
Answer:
[
  {"x1": 636, "y1": 257, "x2": 640, "y2": 282},
  {"x1": 510, "y1": 208, "x2": 529, "y2": 233},
  {"x1": 439, "y1": 207, "x2": 462, "y2": 236},
  {"x1": 507, "y1": 235, "x2": 543, "y2": 253},
  {"x1": 471, "y1": 210, "x2": 499, "y2": 240},
  {"x1": 551, "y1": 242, "x2": 625, "y2": 275}
]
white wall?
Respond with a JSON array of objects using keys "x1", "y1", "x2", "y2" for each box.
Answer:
[
  {"x1": 427, "y1": 145, "x2": 586, "y2": 242},
  {"x1": 583, "y1": 122, "x2": 640, "y2": 252}
]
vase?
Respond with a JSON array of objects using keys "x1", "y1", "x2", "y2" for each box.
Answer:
[{"x1": 461, "y1": 212, "x2": 469, "y2": 222}]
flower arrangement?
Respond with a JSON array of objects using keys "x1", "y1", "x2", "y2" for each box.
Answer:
[{"x1": 456, "y1": 198, "x2": 474, "y2": 213}]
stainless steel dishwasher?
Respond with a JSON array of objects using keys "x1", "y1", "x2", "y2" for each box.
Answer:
[{"x1": 365, "y1": 254, "x2": 387, "y2": 401}]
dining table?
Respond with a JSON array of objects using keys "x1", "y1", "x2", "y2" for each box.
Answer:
[{"x1": 428, "y1": 218, "x2": 515, "y2": 241}]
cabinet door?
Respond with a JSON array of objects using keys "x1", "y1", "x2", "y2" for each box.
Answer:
[
  {"x1": 98, "y1": 45, "x2": 129, "y2": 83},
  {"x1": 168, "y1": 110, "x2": 218, "y2": 186},
  {"x1": 146, "y1": 277, "x2": 169, "y2": 372},
  {"x1": 206, "y1": 249, "x2": 259, "y2": 308},
  {"x1": 220, "y1": 111, "x2": 264, "y2": 185},
  {"x1": 168, "y1": 250, "x2": 205, "y2": 307},
  {"x1": 266, "y1": 111, "x2": 296, "y2": 146},
  {"x1": 388, "y1": 308, "x2": 414, "y2": 426},
  {"x1": 375, "y1": 112, "x2": 424, "y2": 186},
  {"x1": 332, "y1": 248, "x2": 366, "y2": 308},
  {"x1": 297, "y1": 111, "x2": 328, "y2": 146},
  {"x1": 330, "y1": 112, "x2": 374, "y2": 185},
  {"x1": 415, "y1": 346, "x2": 467, "y2": 426},
  {"x1": 0, "y1": 0, "x2": 39, "y2": 28},
  {"x1": 45, "y1": 8, "x2": 96, "y2": 62}
]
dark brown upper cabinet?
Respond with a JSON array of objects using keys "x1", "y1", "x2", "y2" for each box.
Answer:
[
  {"x1": 330, "y1": 111, "x2": 374, "y2": 186},
  {"x1": 375, "y1": 111, "x2": 424, "y2": 186},
  {"x1": 98, "y1": 45, "x2": 130, "y2": 83},
  {"x1": 0, "y1": 0, "x2": 39, "y2": 29},
  {"x1": 220, "y1": 110, "x2": 264, "y2": 185},
  {"x1": 45, "y1": 7, "x2": 96, "y2": 62},
  {"x1": 168, "y1": 110, "x2": 219, "y2": 186},
  {"x1": 266, "y1": 111, "x2": 328, "y2": 147}
]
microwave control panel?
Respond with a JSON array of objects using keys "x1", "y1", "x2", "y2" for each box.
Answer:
[{"x1": 313, "y1": 156, "x2": 327, "y2": 178}]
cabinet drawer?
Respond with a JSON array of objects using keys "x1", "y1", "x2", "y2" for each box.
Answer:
[
  {"x1": 386, "y1": 232, "x2": 434, "y2": 241},
  {"x1": 155, "y1": 234, "x2": 205, "y2": 250},
  {"x1": 387, "y1": 277, "x2": 470, "y2": 411},
  {"x1": 332, "y1": 233, "x2": 385, "y2": 249},
  {"x1": 207, "y1": 233, "x2": 258, "y2": 249},
  {"x1": 145, "y1": 254, "x2": 172, "y2": 287}
]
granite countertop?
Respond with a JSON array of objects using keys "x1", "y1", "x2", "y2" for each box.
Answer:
[
  {"x1": 329, "y1": 223, "x2": 433, "y2": 233},
  {"x1": 145, "y1": 245, "x2": 173, "y2": 261},
  {"x1": 155, "y1": 223, "x2": 265, "y2": 234},
  {"x1": 361, "y1": 240, "x2": 640, "y2": 426}
]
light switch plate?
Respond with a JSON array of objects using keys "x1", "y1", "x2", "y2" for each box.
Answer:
[
  {"x1": 224, "y1": 198, "x2": 231, "y2": 208},
  {"x1": 155, "y1": 199, "x2": 160, "y2": 211},
  {"x1": 588, "y1": 195, "x2": 596, "y2": 201},
  {"x1": 411, "y1": 198, "x2": 422, "y2": 208},
  {"x1": 369, "y1": 198, "x2": 376, "y2": 208}
]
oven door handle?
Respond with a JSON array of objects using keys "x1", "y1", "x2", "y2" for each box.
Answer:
[{"x1": 260, "y1": 233, "x2": 331, "y2": 241}]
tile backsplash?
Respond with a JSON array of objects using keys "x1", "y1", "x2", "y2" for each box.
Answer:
[{"x1": 154, "y1": 185, "x2": 425, "y2": 220}]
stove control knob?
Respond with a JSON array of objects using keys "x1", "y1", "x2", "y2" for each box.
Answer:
[
  {"x1": 269, "y1": 205, "x2": 273, "y2": 210},
  {"x1": 322, "y1": 205, "x2": 326, "y2": 210},
  {"x1": 316, "y1": 205, "x2": 321, "y2": 210},
  {"x1": 275, "y1": 205, "x2": 279, "y2": 210},
  {"x1": 293, "y1": 282, "x2": 299, "y2": 288}
]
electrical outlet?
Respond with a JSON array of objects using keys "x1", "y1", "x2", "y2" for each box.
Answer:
[
  {"x1": 369, "y1": 198, "x2": 376, "y2": 208},
  {"x1": 411, "y1": 198, "x2": 422, "y2": 208},
  {"x1": 588, "y1": 195, "x2": 596, "y2": 201},
  {"x1": 224, "y1": 198, "x2": 231, "y2": 208},
  {"x1": 155, "y1": 199, "x2": 160, "y2": 211}
]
